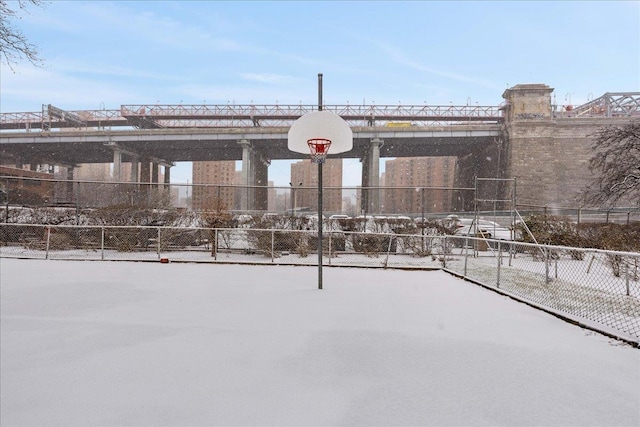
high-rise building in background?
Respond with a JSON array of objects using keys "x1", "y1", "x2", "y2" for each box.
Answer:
[
  {"x1": 383, "y1": 157, "x2": 456, "y2": 214},
  {"x1": 290, "y1": 159, "x2": 342, "y2": 213},
  {"x1": 192, "y1": 161, "x2": 236, "y2": 211}
]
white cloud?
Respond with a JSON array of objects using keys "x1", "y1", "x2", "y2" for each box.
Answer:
[
  {"x1": 240, "y1": 73, "x2": 290, "y2": 84},
  {"x1": 49, "y1": 58, "x2": 183, "y2": 81},
  {"x1": 375, "y1": 41, "x2": 502, "y2": 90},
  {"x1": 0, "y1": 64, "x2": 145, "y2": 110}
]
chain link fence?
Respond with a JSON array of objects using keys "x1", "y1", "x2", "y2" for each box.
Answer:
[
  {"x1": 444, "y1": 236, "x2": 640, "y2": 345},
  {"x1": 1, "y1": 223, "x2": 638, "y2": 344}
]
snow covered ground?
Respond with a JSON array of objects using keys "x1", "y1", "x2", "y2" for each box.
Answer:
[{"x1": 1, "y1": 259, "x2": 638, "y2": 427}]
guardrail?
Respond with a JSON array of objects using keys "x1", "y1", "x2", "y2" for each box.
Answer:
[
  {"x1": 1, "y1": 223, "x2": 638, "y2": 344},
  {"x1": 1, "y1": 104, "x2": 504, "y2": 131}
]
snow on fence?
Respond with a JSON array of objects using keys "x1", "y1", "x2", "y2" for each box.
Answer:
[{"x1": 1, "y1": 223, "x2": 638, "y2": 343}]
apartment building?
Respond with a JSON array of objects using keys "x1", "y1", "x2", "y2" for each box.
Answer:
[
  {"x1": 290, "y1": 159, "x2": 343, "y2": 213},
  {"x1": 383, "y1": 157, "x2": 456, "y2": 214},
  {"x1": 192, "y1": 161, "x2": 236, "y2": 211}
]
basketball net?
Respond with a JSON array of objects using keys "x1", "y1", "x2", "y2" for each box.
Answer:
[{"x1": 307, "y1": 138, "x2": 332, "y2": 164}]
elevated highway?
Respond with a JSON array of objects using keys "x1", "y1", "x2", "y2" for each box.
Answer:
[
  {"x1": 1, "y1": 103, "x2": 503, "y2": 131},
  {"x1": 1, "y1": 85, "x2": 639, "y2": 209},
  {"x1": 0, "y1": 125, "x2": 501, "y2": 165}
]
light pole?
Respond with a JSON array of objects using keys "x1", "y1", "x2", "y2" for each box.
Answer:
[{"x1": 317, "y1": 74, "x2": 324, "y2": 289}]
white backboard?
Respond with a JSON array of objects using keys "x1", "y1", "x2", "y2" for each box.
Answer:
[{"x1": 288, "y1": 110, "x2": 353, "y2": 155}]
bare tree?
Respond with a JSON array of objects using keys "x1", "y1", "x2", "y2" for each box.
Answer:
[
  {"x1": 582, "y1": 121, "x2": 640, "y2": 206},
  {"x1": 0, "y1": 0, "x2": 44, "y2": 69}
]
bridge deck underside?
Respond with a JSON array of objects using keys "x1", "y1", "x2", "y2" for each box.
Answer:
[{"x1": 0, "y1": 127, "x2": 500, "y2": 165}]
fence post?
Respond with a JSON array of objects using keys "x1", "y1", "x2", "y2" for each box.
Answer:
[
  {"x1": 384, "y1": 234, "x2": 393, "y2": 268},
  {"x1": 497, "y1": 240, "x2": 501, "y2": 288},
  {"x1": 101, "y1": 226, "x2": 105, "y2": 260},
  {"x1": 157, "y1": 228, "x2": 161, "y2": 260},
  {"x1": 45, "y1": 226, "x2": 51, "y2": 259},
  {"x1": 545, "y1": 247, "x2": 551, "y2": 284},
  {"x1": 271, "y1": 230, "x2": 275, "y2": 263},
  {"x1": 626, "y1": 259, "x2": 630, "y2": 296},
  {"x1": 587, "y1": 254, "x2": 595, "y2": 274},
  {"x1": 214, "y1": 229, "x2": 218, "y2": 261},
  {"x1": 328, "y1": 232, "x2": 332, "y2": 266},
  {"x1": 442, "y1": 236, "x2": 447, "y2": 269},
  {"x1": 508, "y1": 242, "x2": 513, "y2": 266},
  {"x1": 464, "y1": 236, "x2": 469, "y2": 277}
]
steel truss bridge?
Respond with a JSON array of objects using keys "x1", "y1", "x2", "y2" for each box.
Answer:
[
  {"x1": 2, "y1": 103, "x2": 504, "y2": 131},
  {"x1": 1, "y1": 91, "x2": 639, "y2": 132},
  {"x1": 0, "y1": 91, "x2": 638, "y2": 166},
  {"x1": 553, "y1": 92, "x2": 640, "y2": 118}
]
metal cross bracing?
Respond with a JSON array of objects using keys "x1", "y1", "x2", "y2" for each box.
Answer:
[
  {"x1": 554, "y1": 92, "x2": 640, "y2": 118},
  {"x1": 1, "y1": 103, "x2": 504, "y2": 131},
  {"x1": 3, "y1": 91, "x2": 638, "y2": 131}
]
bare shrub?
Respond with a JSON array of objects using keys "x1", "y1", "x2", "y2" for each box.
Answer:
[
  {"x1": 351, "y1": 234, "x2": 395, "y2": 257},
  {"x1": 88, "y1": 205, "x2": 180, "y2": 227},
  {"x1": 578, "y1": 222, "x2": 640, "y2": 252},
  {"x1": 105, "y1": 229, "x2": 145, "y2": 252},
  {"x1": 518, "y1": 214, "x2": 588, "y2": 260},
  {"x1": 400, "y1": 235, "x2": 433, "y2": 257}
]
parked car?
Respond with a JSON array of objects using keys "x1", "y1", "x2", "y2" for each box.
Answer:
[
  {"x1": 451, "y1": 217, "x2": 519, "y2": 244},
  {"x1": 454, "y1": 223, "x2": 513, "y2": 240},
  {"x1": 329, "y1": 214, "x2": 351, "y2": 221}
]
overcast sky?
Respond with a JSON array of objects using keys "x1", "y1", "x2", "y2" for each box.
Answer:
[{"x1": 1, "y1": 1, "x2": 639, "y2": 184}]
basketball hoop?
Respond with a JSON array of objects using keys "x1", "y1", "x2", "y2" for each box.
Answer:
[{"x1": 307, "y1": 138, "x2": 332, "y2": 164}]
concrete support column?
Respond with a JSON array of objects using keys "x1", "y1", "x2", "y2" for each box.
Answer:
[
  {"x1": 66, "y1": 166, "x2": 75, "y2": 204},
  {"x1": 362, "y1": 138, "x2": 383, "y2": 214},
  {"x1": 238, "y1": 139, "x2": 255, "y2": 211},
  {"x1": 151, "y1": 162, "x2": 160, "y2": 205},
  {"x1": 163, "y1": 166, "x2": 171, "y2": 206},
  {"x1": 113, "y1": 149, "x2": 122, "y2": 182},
  {"x1": 140, "y1": 160, "x2": 151, "y2": 184},
  {"x1": 130, "y1": 158, "x2": 139, "y2": 183},
  {"x1": 254, "y1": 157, "x2": 269, "y2": 211},
  {"x1": 152, "y1": 162, "x2": 159, "y2": 184},
  {"x1": 125, "y1": 158, "x2": 138, "y2": 207},
  {"x1": 360, "y1": 158, "x2": 369, "y2": 215},
  {"x1": 140, "y1": 159, "x2": 151, "y2": 205}
]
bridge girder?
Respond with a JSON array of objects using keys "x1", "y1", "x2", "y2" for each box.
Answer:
[{"x1": 0, "y1": 126, "x2": 501, "y2": 166}]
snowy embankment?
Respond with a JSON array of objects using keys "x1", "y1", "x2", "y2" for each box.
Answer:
[{"x1": 1, "y1": 259, "x2": 638, "y2": 427}]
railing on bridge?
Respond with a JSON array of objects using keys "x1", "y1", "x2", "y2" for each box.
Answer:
[
  {"x1": 553, "y1": 92, "x2": 640, "y2": 118},
  {"x1": 4, "y1": 91, "x2": 639, "y2": 131},
  {"x1": 1, "y1": 103, "x2": 504, "y2": 131}
]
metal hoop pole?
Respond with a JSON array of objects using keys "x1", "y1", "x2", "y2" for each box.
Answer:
[
  {"x1": 318, "y1": 162, "x2": 323, "y2": 290},
  {"x1": 317, "y1": 73, "x2": 323, "y2": 290}
]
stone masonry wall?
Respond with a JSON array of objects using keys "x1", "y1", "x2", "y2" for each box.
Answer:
[
  {"x1": 501, "y1": 84, "x2": 636, "y2": 208},
  {"x1": 505, "y1": 118, "x2": 632, "y2": 207}
]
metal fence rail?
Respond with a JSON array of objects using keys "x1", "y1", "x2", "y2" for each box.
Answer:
[
  {"x1": 1, "y1": 223, "x2": 638, "y2": 344},
  {"x1": 444, "y1": 236, "x2": 640, "y2": 344}
]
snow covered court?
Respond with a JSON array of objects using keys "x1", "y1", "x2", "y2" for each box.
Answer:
[{"x1": 1, "y1": 259, "x2": 638, "y2": 427}]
